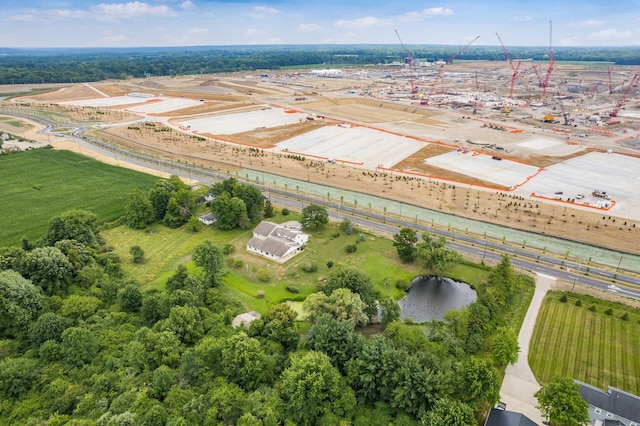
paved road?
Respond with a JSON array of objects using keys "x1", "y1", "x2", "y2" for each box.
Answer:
[
  {"x1": 499, "y1": 273, "x2": 555, "y2": 424},
  {"x1": 3, "y1": 107, "x2": 640, "y2": 300}
]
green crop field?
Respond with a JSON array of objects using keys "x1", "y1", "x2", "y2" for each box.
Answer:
[
  {"x1": 529, "y1": 291, "x2": 640, "y2": 395},
  {"x1": 0, "y1": 149, "x2": 158, "y2": 246}
]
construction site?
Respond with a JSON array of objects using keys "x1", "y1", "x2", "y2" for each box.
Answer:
[{"x1": 2, "y1": 31, "x2": 640, "y2": 255}]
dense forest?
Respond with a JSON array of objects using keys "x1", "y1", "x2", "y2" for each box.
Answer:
[
  {"x1": 1, "y1": 44, "x2": 639, "y2": 84},
  {"x1": 0, "y1": 170, "x2": 531, "y2": 425}
]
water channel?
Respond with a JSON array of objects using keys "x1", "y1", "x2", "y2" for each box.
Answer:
[{"x1": 398, "y1": 276, "x2": 478, "y2": 323}]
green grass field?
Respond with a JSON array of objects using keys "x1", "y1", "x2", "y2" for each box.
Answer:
[
  {"x1": 530, "y1": 291, "x2": 640, "y2": 394},
  {"x1": 0, "y1": 149, "x2": 158, "y2": 246},
  {"x1": 103, "y1": 211, "x2": 497, "y2": 315}
]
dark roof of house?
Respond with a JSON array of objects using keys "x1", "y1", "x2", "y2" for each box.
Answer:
[
  {"x1": 577, "y1": 381, "x2": 640, "y2": 423},
  {"x1": 485, "y1": 408, "x2": 538, "y2": 426}
]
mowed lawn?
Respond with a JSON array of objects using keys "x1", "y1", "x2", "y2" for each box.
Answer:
[
  {"x1": 0, "y1": 149, "x2": 158, "y2": 246},
  {"x1": 530, "y1": 292, "x2": 640, "y2": 395}
]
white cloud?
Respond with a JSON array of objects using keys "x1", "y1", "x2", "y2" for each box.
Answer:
[
  {"x1": 98, "y1": 34, "x2": 131, "y2": 44},
  {"x1": 10, "y1": 13, "x2": 38, "y2": 22},
  {"x1": 512, "y1": 16, "x2": 532, "y2": 22},
  {"x1": 569, "y1": 19, "x2": 605, "y2": 28},
  {"x1": 296, "y1": 23, "x2": 324, "y2": 32},
  {"x1": 186, "y1": 27, "x2": 208, "y2": 35},
  {"x1": 178, "y1": 0, "x2": 196, "y2": 10},
  {"x1": 89, "y1": 1, "x2": 174, "y2": 20},
  {"x1": 334, "y1": 16, "x2": 392, "y2": 29},
  {"x1": 397, "y1": 7, "x2": 453, "y2": 22},
  {"x1": 46, "y1": 9, "x2": 87, "y2": 19},
  {"x1": 252, "y1": 6, "x2": 280, "y2": 15},
  {"x1": 587, "y1": 29, "x2": 632, "y2": 41},
  {"x1": 245, "y1": 29, "x2": 261, "y2": 36}
]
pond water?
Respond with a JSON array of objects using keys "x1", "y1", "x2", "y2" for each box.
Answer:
[{"x1": 398, "y1": 276, "x2": 477, "y2": 323}]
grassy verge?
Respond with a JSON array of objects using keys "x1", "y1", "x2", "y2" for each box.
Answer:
[
  {"x1": 529, "y1": 291, "x2": 640, "y2": 394},
  {"x1": 104, "y1": 213, "x2": 495, "y2": 317},
  {"x1": 0, "y1": 149, "x2": 157, "y2": 246}
]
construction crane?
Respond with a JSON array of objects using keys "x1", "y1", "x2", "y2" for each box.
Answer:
[
  {"x1": 541, "y1": 21, "x2": 555, "y2": 97},
  {"x1": 610, "y1": 73, "x2": 638, "y2": 117},
  {"x1": 395, "y1": 29, "x2": 417, "y2": 94},
  {"x1": 423, "y1": 35, "x2": 480, "y2": 105},
  {"x1": 496, "y1": 33, "x2": 521, "y2": 99}
]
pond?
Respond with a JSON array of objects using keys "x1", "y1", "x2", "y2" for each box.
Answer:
[{"x1": 398, "y1": 276, "x2": 477, "y2": 323}]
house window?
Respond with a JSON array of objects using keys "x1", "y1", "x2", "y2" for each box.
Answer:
[
  {"x1": 594, "y1": 408, "x2": 602, "y2": 414},
  {"x1": 630, "y1": 422, "x2": 638, "y2": 426},
  {"x1": 606, "y1": 412, "x2": 614, "y2": 418}
]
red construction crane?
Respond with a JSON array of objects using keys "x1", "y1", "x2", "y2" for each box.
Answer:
[
  {"x1": 395, "y1": 29, "x2": 417, "y2": 94},
  {"x1": 541, "y1": 21, "x2": 555, "y2": 97},
  {"x1": 496, "y1": 32, "x2": 522, "y2": 99},
  {"x1": 423, "y1": 35, "x2": 480, "y2": 104},
  {"x1": 610, "y1": 73, "x2": 638, "y2": 117}
]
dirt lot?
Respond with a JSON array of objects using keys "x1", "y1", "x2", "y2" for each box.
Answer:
[{"x1": 4, "y1": 64, "x2": 640, "y2": 255}]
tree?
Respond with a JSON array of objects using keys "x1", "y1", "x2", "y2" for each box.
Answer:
[
  {"x1": 301, "y1": 204, "x2": 329, "y2": 230},
  {"x1": 129, "y1": 245, "x2": 145, "y2": 264},
  {"x1": 305, "y1": 314, "x2": 364, "y2": 374},
  {"x1": 148, "y1": 179, "x2": 176, "y2": 220},
  {"x1": 304, "y1": 288, "x2": 369, "y2": 326},
  {"x1": 29, "y1": 312, "x2": 71, "y2": 345},
  {"x1": 124, "y1": 188, "x2": 155, "y2": 229},
  {"x1": 192, "y1": 240, "x2": 226, "y2": 287},
  {"x1": 43, "y1": 209, "x2": 103, "y2": 246},
  {"x1": 0, "y1": 357, "x2": 39, "y2": 399},
  {"x1": 0, "y1": 269, "x2": 42, "y2": 338},
  {"x1": 23, "y1": 246, "x2": 73, "y2": 295},
  {"x1": 221, "y1": 332, "x2": 273, "y2": 391},
  {"x1": 211, "y1": 192, "x2": 248, "y2": 230},
  {"x1": 235, "y1": 184, "x2": 264, "y2": 222},
  {"x1": 393, "y1": 228, "x2": 418, "y2": 263},
  {"x1": 279, "y1": 351, "x2": 356, "y2": 425},
  {"x1": 118, "y1": 284, "x2": 143, "y2": 312},
  {"x1": 151, "y1": 365, "x2": 175, "y2": 401},
  {"x1": 163, "y1": 305, "x2": 204, "y2": 344},
  {"x1": 250, "y1": 303, "x2": 299, "y2": 351},
  {"x1": 60, "y1": 327, "x2": 99, "y2": 366},
  {"x1": 456, "y1": 357, "x2": 500, "y2": 407},
  {"x1": 488, "y1": 255, "x2": 518, "y2": 306},
  {"x1": 535, "y1": 377, "x2": 590, "y2": 426},
  {"x1": 380, "y1": 296, "x2": 401, "y2": 325},
  {"x1": 420, "y1": 398, "x2": 476, "y2": 426},
  {"x1": 263, "y1": 199, "x2": 274, "y2": 218},
  {"x1": 491, "y1": 326, "x2": 520, "y2": 366},
  {"x1": 163, "y1": 197, "x2": 188, "y2": 228},
  {"x1": 321, "y1": 268, "x2": 378, "y2": 318},
  {"x1": 416, "y1": 233, "x2": 462, "y2": 274}
]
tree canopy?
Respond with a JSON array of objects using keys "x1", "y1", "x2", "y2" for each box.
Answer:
[
  {"x1": 535, "y1": 377, "x2": 590, "y2": 426},
  {"x1": 301, "y1": 204, "x2": 329, "y2": 230}
]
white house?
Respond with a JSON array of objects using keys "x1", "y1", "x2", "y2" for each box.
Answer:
[{"x1": 246, "y1": 221, "x2": 309, "y2": 263}]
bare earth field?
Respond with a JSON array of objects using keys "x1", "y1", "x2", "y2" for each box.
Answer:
[{"x1": 4, "y1": 63, "x2": 640, "y2": 255}]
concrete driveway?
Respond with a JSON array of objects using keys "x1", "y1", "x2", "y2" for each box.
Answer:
[{"x1": 498, "y1": 273, "x2": 555, "y2": 424}]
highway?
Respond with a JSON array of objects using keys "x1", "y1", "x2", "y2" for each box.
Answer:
[{"x1": 3, "y1": 107, "x2": 640, "y2": 300}]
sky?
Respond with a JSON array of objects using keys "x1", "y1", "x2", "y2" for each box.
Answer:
[{"x1": 2, "y1": 0, "x2": 640, "y2": 48}]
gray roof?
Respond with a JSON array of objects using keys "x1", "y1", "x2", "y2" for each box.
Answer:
[
  {"x1": 577, "y1": 381, "x2": 640, "y2": 423},
  {"x1": 253, "y1": 221, "x2": 278, "y2": 237},
  {"x1": 247, "y1": 235, "x2": 297, "y2": 258},
  {"x1": 485, "y1": 409, "x2": 538, "y2": 426}
]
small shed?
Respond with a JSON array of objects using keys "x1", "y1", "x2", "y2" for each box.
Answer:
[
  {"x1": 198, "y1": 212, "x2": 216, "y2": 226},
  {"x1": 232, "y1": 311, "x2": 262, "y2": 329}
]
